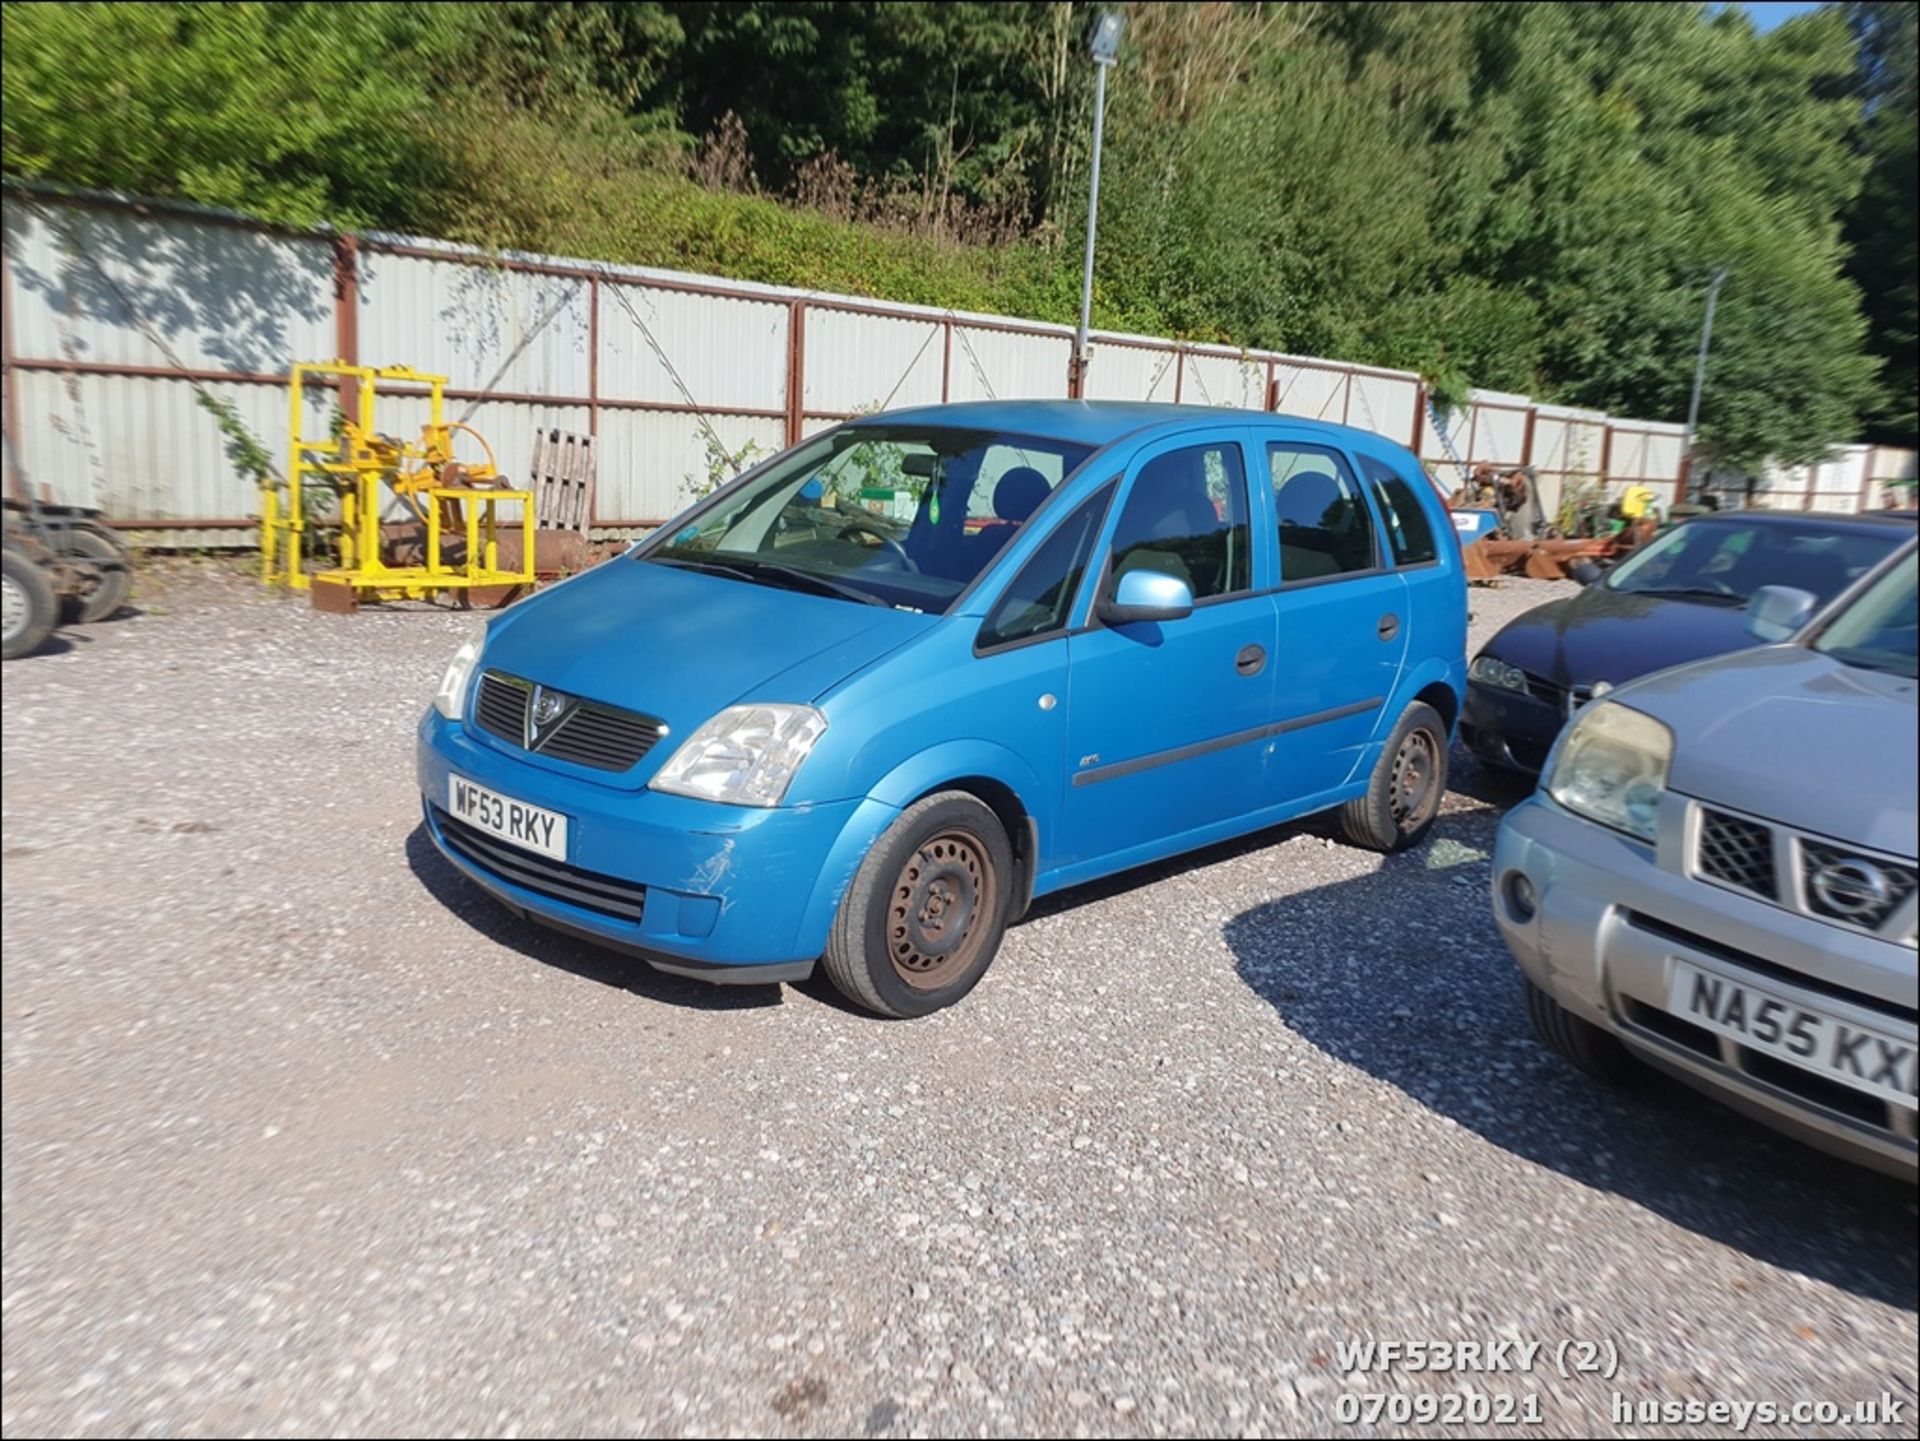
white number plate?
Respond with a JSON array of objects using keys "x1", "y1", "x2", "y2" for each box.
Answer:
[
  {"x1": 448, "y1": 775, "x2": 568, "y2": 862},
  {"x1": 1669, "y1": 962, "x2": 1917, "y2": 1109}
]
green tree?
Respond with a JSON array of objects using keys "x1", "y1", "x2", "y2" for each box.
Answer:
[
  {"x1": 1, "y1": 2, "x2": 473, "y2": 226},
  {"x1": 1843, "y1": 0, "x2": 1918, "y2": 442},
  {"x1": 2, "y1": 0, "x2": 1897, "y2": 464}
]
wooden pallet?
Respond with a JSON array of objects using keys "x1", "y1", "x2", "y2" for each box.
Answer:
[{"x1": 528, "y1": 429, "x2": 595, "y2": 533}]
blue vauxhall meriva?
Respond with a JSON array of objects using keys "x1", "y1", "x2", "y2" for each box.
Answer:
[{"x1": 419, "y1": 402, "x2": 1467, "y2": 1016}]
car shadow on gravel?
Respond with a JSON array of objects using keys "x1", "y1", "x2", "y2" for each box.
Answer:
[
  {"x1": 1222, "y1": 813, "x2": 1919, "y2": 1312},
  {"x1": 1025, "y1": 750, "x2": 1533, "y2": 929},
  {"x1": 1446, "y1": 746, "x2": 1540, "y2": 809},
  {"x1": 1022, "y1": 814, "x2": 1325, "y2": 923},
  {"x1": 403, "y1": 824, "x2": 787, "y2": 1011}
]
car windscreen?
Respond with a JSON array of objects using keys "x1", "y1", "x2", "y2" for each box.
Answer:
[
  {"x1": 1603, "y1": 518, "x2": 1904, "y2": 607},
  {"x1": 639, "y1": 426, "x2": 1093, "y2": 613},
  {"x1": 1812, "y1": 548, "x2": 1918, "y2": 678}
]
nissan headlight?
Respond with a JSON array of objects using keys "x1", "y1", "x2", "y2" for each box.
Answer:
[
  {"x1": 1545, "y1": 701, "x2": 1671, "y2": 843},
  {"x1": 650, "y1": 704, "x2": 827, "y2": 807},
  {"x1": 1469, "y1": 654, "x2": 1529, "y2": 693},
  {"x1": 432, "y1": 621, "x2": 488, "y2": 720}
]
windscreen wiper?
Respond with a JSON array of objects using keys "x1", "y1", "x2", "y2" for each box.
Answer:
[
  {"x1": 728, "y1": 557, "x2": 892, "y2": 607},
  {"x1": 653, "y1": 552, "x2": 889, "y2": 607},
  {"x1": 1629, "y1": 585, "x2": 1744, "y2": 605},
  {"x1": 651, "y1": 554, "x2": 764, "y2": 585}
]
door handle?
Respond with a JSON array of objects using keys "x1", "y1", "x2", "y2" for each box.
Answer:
[
  {"x1": 1235, "y1": 644, "x2": 1267, "y2": 677},
  {"x1": 1377, "y1": 613, "x2": 1400, "y2": 642}
]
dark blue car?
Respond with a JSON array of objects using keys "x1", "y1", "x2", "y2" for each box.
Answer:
[
  {"x1": 1463, "y1": 509, "x2": 1915, "y2": 774},
  {"x1": 418, "y1": 402, "x2": 1467, "y2": 1015}
]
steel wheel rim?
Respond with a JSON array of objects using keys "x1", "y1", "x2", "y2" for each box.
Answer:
[
  {"x1": 1390, "y1": 727, "x2": 1440, "y2": 826},
  {"x1": 1, "y1": 572, "x2": 26, "y2": 642},
  {"x1": 888, "y1": 829, "x2": 997, "y2": 991}
]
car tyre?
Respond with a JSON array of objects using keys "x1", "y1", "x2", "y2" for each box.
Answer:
[
  {"x1": 57, "y1": 526, "x2": 131, "y2": 624},
  {"x1": 2, "y1": 546, "x2": 60, "y2": 661},
  {"x1": 1339, "y1": 700, "x2": 1447, "y2": 852},
  {"x1": 823, "y1": 791, "x2": 1013, "y2": 1018},
  {"x1": 1523, "y1": 976, "x2": 1640, "y2": 1083}
]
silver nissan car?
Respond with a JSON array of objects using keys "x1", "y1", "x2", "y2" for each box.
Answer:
[{"x1": 1494, "y1": 537, "x2": 1917, "y2": 1179}]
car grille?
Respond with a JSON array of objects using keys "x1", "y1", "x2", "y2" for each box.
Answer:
[
  {"x1": 471, "y1": 671, "x2": 666, "y2": 773},
  {"x1": 1691, "y1": 804, "x2": 1916, "y2": 944},
  {"x1": 433, "y1": 806, "x2": 647, "y2": 922},
  {"x1": 1521, "y1": 672, "x2": 1595, "y2": 718},
  {"x1": 474, "y1": 671, "x2": 529, "y2": 742},
  {"x1": 1801, "y1": 838, "x2": 1917, "y2": 932},
  {"x1": 1697, "y1": 809, "x2": 1778, "y2": 900},
  {"x1": 1522, "y1": 671, "x2": 1566, "y2": 707}
]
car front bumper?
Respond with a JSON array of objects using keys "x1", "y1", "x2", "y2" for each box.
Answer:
[
  {"x1": 1461, "y1": 681, "x2": 1564, "y2": 773},
  {"x1": 1494, "y1": 793, "x2": 1918, "y2": 1180},
  {"x1": 417, "y1": 710, "x2": 902, "y2": 982}
]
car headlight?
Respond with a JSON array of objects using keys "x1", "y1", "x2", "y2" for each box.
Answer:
[
  {"x1": 1469, "y1": 654, "x2": 1529, "y2": 693},
  {"x1": 650, "y1": 704, "x2": 827, "y2": 807},
  {"x1": 1545, "y1": 701, "x2": 1671, "y2": 843},
  {"x1": 432, "y1": 621, "x2": 488, "y2": 720}
]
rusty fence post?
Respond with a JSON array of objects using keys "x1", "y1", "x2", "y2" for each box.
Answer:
[
  {"x1": 331, "y1": 233, "x2": 360, "y2": 435},
  {"x1": 785, "y1": 301, "x2": 806, "y2": 447},
  {"x1": 587, "y1": 276, "x2": 600, "y2": 441},
  {"x1": 1, "y1": 214, "x2": 25, "y2": 501}
]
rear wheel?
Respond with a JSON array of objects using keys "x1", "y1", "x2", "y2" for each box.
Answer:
[
  {"x1": 822, "y1": 791, "x2": 1013, "y2": 1018},
  {"x1": 2, "y1": 547, "x2": 60, "y2": 660},
  {"x1": 1339, "y1": 700, "x2": 1447, "y2": 852},
  {"x1": 1523, "y1": 976, "x2": 1640, "y2": 1083},
  {"x1": 57, "y1": 526, "x2": 131, "y2": 624}
]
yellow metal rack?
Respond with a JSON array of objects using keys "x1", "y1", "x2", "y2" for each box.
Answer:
[{"x1": 264, "y1": 362, "x2": 534, "y2": 608}]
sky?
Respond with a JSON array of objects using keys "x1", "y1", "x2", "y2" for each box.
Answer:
[{"x1": 1727, "y1": 1, "x2": 1827, "y2": 31}]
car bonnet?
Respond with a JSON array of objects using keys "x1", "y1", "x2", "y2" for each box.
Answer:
[
  {"x1": 1608, "y1": 644, "x2": 1919, "y2": 858},
  {"x1": 479, "y1": 555, "x2": 935, "y2": 738}
]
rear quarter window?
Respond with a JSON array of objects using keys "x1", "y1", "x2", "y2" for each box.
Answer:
[{"x1": 1359, "y1": 455, "x2": 1439, "y2": 566}]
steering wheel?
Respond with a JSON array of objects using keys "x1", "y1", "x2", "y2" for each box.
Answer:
[{"x1": 836, "y1": 517, "x2": 916, "y2": 572}]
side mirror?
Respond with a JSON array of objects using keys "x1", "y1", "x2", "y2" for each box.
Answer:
[
  {"x1": 1567, "y1": 560, "x2": 1604, "y2": 587},
  {"x1": 1746, "y1": 584, "x2": 1817, "y2": 642},
  {"x1": 1097, "y1": 568, "x2": 1194, "y2": 626}
]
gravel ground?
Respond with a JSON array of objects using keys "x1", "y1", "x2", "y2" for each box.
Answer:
[{"x1": 3, "y1": 560, "x2": 1915, "y2": 1439}]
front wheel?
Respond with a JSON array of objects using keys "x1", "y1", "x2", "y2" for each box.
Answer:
[
  {"x1": 1339, "y1": 700, "x2": 1448, "y2": 852},
  {"x1": 822, "y1": 791, "x2": 1013, "y2": 1018},
  {"x1": 2, "y1": 547, "x2": 60, "y2": 660},
  {"x1": 1523, "y1": 976, "x2": 1640, "y2": 1083}
]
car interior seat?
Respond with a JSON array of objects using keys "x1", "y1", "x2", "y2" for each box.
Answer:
[
  {"x1": 1276, "y1": 470, "x2": 1368, "y2": 580},
  {"x1": 965, "y1": 465, "x2": 1052, "y2": 570},
  {"x1": 1111, "y1": 453, "x2": 1228, "y2": 596},
  {"x1": 1734, "y1": 536, "x2": 1850, "y2": 603}
]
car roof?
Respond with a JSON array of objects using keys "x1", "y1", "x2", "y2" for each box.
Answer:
[
  {"x1": 848, "y1": 399, "x2": 1399, "y2": 451},
  {"x1": 1687, "y1": 508, "x2": 1919, "y2": 533}
]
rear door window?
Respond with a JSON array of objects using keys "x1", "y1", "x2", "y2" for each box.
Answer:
[{"x1": 1269, "y1": 443, "x2": 1379, "y2": 582}]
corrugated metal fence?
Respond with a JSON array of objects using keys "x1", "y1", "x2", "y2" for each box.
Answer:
[
  {"x1": 9, "y1": 183, "x2": 1872, "y2": 546},
  {"x1": 1733, "y1": 446, "x2": 1919, "y2": 513}
]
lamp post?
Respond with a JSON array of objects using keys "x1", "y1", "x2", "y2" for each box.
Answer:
[
  {"x1": 1071, "y1": 10, "x2": 1124, "y2": 399},
  {"x1": 1680, "y1": 267, "x2": 1727, "y2": 502}
]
